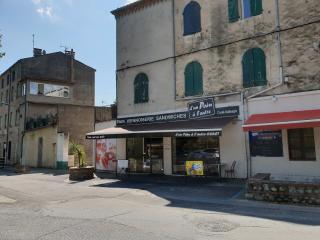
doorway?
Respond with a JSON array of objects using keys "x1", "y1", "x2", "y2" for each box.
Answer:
[
  {"x1": 144, "y1": 138, "x2": 164, "y2": 174},
  {"x1": 37, "y1": 137, "x2": 43, "y2": 167}
]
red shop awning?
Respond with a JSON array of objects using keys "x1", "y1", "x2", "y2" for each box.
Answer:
[{"x1": 243, "y1": 109, "x2": 320, "y2": 132}]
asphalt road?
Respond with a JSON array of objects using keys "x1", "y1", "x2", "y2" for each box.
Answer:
[{"x1": 0, "y1": 169, "x2": 320, "y2": 240}]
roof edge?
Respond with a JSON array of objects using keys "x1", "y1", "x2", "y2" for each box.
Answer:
[{"x1": 111, "y1": 0, "x2": 168, "y2": 18}]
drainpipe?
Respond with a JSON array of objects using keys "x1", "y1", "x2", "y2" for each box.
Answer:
[
  {"x1": 5, "y1": 70, "x2": 12, "y2": 166},
  {"x1": 248, "y1": 0, "x2": 284, "y2": 100},
  {"x1": 242, "y1": 90, "x2": 253, "y2": 178},
  {"x1": 21, "y1": 80, "x2": 28, "y2": 166},
  {"x1": 172, "y1": 0, "x2": 177, "y2": 101}
]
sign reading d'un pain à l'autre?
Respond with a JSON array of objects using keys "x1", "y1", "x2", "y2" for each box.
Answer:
[{"x1": 188, "y1": 98, "x2": 215, "y2": 119}]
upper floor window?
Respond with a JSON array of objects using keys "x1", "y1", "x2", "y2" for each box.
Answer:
[
  {"x1": 185, "y1": 61, "x2": 203, "y2": 97},
  {"x1": 242, "y1": 48, "x2": 266, "y2": 88},
  {"x1": 183, "y1": 1, "x2": 201, "y2": 36},
  {"x1": 228, "y1": 0, "x2": 263, "y2": 22},
  {"x1": 30, "y1": 82, "x2": 70, "y2": 98},
  {"x1": 11, "y1": 71, "x2": 15, "y2": 82},
  {"x1": 134, "y1": 73, "x2": 149, "y2": 104}
]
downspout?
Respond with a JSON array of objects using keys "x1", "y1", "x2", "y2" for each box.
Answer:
[
  {"x1": 248, "y1": 0, "x2": 284, "y2": 99},
  {"x1": 241, "y1": 90, "x2": 251, "y2": 178},
  {"x1": 5, "y1": 70, "x2": 12, "y2": 166},
  {"x1": 172, "y1": 0, "x2": 177, "y2": 101},
  {"x1": 21, "y1": 80, "x2": 28, "y2": 166}
]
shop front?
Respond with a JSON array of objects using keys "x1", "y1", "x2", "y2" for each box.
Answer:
[
  {"x1": 87, "y1": 98, "x2": 245, "y2": 178},
  {"x1": 244, "y1": 91, "x2": 320, "y2": 182}
]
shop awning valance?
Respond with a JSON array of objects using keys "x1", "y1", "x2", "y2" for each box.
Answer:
[
  {"x1": 86, "y1": 117, "x2": 235, "y2": 139},
  {"x1": 243, "y1": 109, "x2": 320, "y2": 132}
]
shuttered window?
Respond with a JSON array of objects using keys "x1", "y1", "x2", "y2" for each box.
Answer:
[
  {"x1": 250, "y1": 0, "x2": 263, "y2": 16},
  {"x1": 242, "y1": 48, "x2": 267, "y2": 88},
  {"x1": 134, "y1": 73, "x2": 149, "y2": 104},
  {"x1": 183, "y1": 1, "x2": 201, "y2": 36},
  {"x1": 229, "y1": 0, "x2": 263, "y2": 22},
  {"x1": 185, "y1": 61, "x2": 203, "y2": 97},
  {"x1": 228, "y1": 0, "x2": 240, "y2": 22}
]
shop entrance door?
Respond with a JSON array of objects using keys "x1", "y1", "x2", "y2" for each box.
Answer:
[{"x1": 144, "y1": 138, "x2": 164, "y2": 174}]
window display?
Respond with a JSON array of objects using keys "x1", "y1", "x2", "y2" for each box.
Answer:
[{"x1": 172, "y1": 137, "x2": 220, "y2": 175}]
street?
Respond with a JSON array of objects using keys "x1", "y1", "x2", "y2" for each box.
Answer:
[{"x1": 0, "y1": 169, "x2": 320, "y2": 240}]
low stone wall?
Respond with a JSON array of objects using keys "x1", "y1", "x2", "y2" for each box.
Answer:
[{"x1": 246, "y1": 178, "x2": 320, "y2": 206}]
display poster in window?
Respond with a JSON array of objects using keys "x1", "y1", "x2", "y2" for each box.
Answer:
[
  {"x1": 96, "y1": 139, "x2": 117, "y2": 171},
  {"x1": 249, "y1": 131, "x2": 283, "y2": 157},
  {"x1": 185, "y1": 161, "x2": 204, "y2": 176}
]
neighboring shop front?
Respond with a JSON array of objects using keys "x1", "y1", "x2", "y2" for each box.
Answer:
[
  {"x1": 244, "y1": 90, "x2": 320, "y2": 182},
  {"x1": 87, "y1": 98, "x2": 248, "y2": 178}
]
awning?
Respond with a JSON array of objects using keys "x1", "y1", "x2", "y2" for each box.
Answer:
[
  {"x1": 243, "y1": 109, "x2": 320, "y2": 132},
  {"x1": 87, "y1": 117, "x2": 235, "y2": 139}
]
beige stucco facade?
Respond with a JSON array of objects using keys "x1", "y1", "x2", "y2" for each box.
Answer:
[{"x1": 110, "y1": 0, "x2": 320, "y2": 180}]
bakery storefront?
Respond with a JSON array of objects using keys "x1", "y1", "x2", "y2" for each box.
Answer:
[{"x1": 87, "y1": 99, "x2": 244, "y2": 177}]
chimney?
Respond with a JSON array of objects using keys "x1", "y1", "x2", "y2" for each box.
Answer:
[
  {"x1": 33, "y1": 48, "x2": 43, "y2": 57},
  {"x1": 65, "y1": 49, "x2": 75, "y2": 59}
]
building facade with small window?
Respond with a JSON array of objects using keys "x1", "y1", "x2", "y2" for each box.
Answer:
[{"x1": 88, "y1": 0, "x2": 320, "y2": 181}]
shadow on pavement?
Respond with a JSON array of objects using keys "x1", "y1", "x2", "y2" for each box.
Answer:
[{"x1": 92, "y1": 178, "x2": 320, "y2": 226}]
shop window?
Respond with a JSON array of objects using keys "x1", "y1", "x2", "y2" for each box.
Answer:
[
  {"x1": 126, "y1": 138, "x2": 147, "y2": 173},
  {"x1": 172, "y1": 137, "x2": 220, "y2": 175},
  {"x1": 183, "y1": 1, "x2": 201, "y2": 36},
  {"x1": 228, "y1": 0, "x2": 263, "y2": 22},
  {"x1": 185, "y1": 61, "x2": 203, "y2": 97},
  {"x1": 242, "y1": 48, "x2": 266, "y2": 88},
  {"x1": 250, "y1": 131, "x2": 283, "y2": 157},
  {"x1": 288, "y1": 128, "x2": 316, "y2": 161},
  {"x1": 134, "y1": 73, "x2": 149, "y2": 104},
  {"x1": 30, "y1": 82, "x2": 70, "y2": 98}
]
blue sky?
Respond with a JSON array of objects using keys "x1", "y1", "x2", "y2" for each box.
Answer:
[{"x1": 0, "y1": 0, "x2": 137, "y2": 106}]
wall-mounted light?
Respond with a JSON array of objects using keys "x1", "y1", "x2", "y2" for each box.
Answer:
[{"x1": 272, "y1": 96, "x2": 278, "y2": 102}]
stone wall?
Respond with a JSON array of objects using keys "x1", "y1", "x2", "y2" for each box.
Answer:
[{"x1": 247, "y1": 178, "x2": 320, "y2": 205}]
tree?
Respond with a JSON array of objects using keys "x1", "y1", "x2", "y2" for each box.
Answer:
[
  {"x1": 0, "y1": 34, "x2": 5, "y2": 59},
  {"x1": 69, "y1": 141, "x2": 86, "y2": 168}
]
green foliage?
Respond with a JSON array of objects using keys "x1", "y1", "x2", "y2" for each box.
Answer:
[
  {"x1": 69, "y1": 141, "x2": 86, "y2": 168},
  {"x1": 0, "y1": 34, "x2": 5, "y2": 59}
]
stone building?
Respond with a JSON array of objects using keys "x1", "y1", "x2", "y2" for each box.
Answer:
[
  {"x1": 88, "y1": 0, "x2": 320, "y2": 181},
  {"x1": 0, "y1": 49, "x2": 96, "y2": 168}
]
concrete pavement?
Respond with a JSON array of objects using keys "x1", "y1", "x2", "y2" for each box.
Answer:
[{"x1": 0, "y1": 169, "x2": 320, "y2": 240}]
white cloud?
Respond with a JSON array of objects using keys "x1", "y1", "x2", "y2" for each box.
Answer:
[
  {"x1": 36, "y1": 6, "x2": 53, "y2": 18},
  {"x1": 31, "y1": 0, "x2": 58, "y2": 21}
]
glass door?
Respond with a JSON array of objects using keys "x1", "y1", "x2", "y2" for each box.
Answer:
[{"x1": 144, "y1": 138, "x2": 164, "y2": 174}]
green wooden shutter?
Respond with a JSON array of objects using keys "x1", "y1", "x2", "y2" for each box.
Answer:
[
  {"x1": 141, "y1": 74, "x2": 149, "y2": 102},
  {"x1": 193, "y1": 62, "x2": 203, "y2": 95},
  {"x1": 185, "y1": 63, "x2": 194, "y2": 96},
  {"x1": 242, "y1": 49, "x2": 254, "y2": 88},
  {"x1": 134, "y1": 73, "x2": 149, "y2": 103},
  {"x1": 250, "y1": 0, "x2": 263, "y2": 16},
  {"x1": 252, "y1": 48, "x2": 266, "y2": 86},
  {"x1": 228, "y1": 0, "x2": 240, "y2": 23}
]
